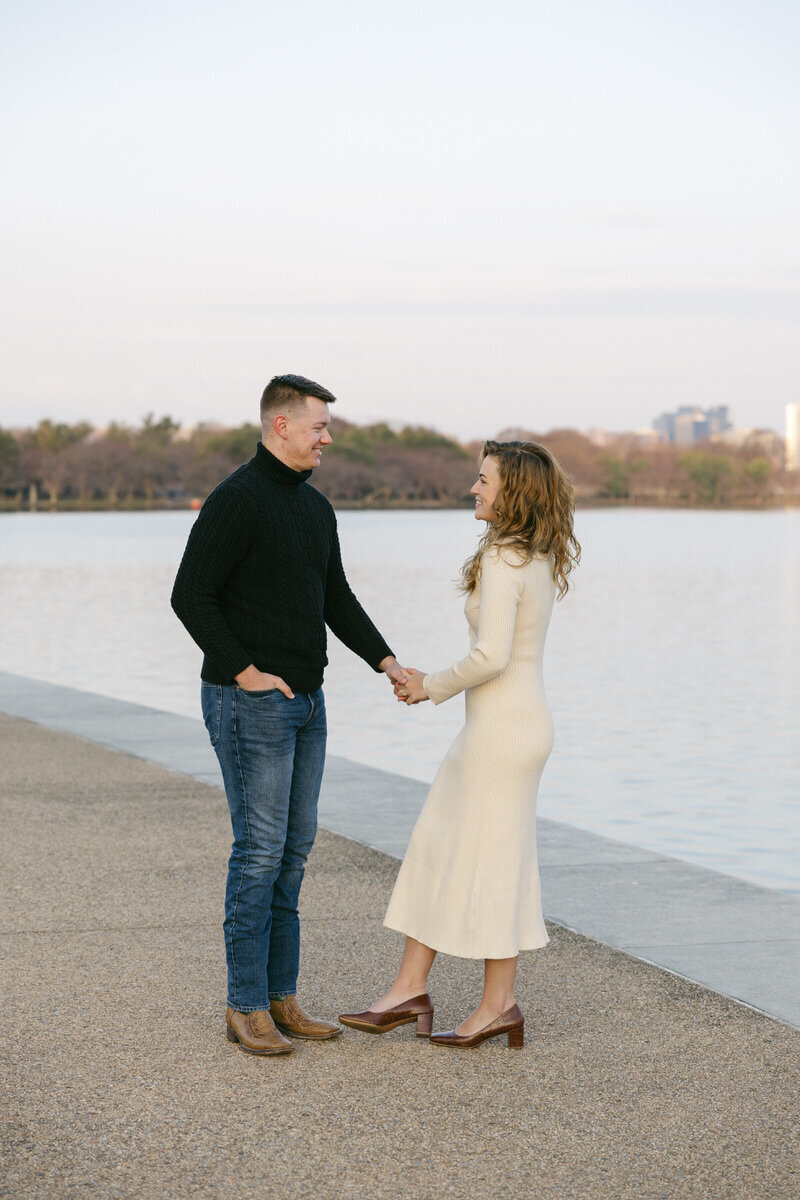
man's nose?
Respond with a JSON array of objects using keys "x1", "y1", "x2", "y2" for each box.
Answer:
[{"x1": 321, "y1": 429, "x2": 333, "y2": 445}]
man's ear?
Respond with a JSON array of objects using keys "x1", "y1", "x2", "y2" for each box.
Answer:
[{"x1": 272, "y1": 413, "x2": 290, "y2": 441}]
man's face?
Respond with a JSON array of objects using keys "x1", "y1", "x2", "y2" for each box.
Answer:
[{"x1": 283, "y1": 397, "x2": 333, "y2": 470}]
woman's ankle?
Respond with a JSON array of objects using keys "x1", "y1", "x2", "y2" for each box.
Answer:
[
  {"x1": 383, "y1": 985, "x2": 426, "y2": 1004},
  {"x1": 479, "y1": 995, "x2": 515, "y2": 1018},
  {"x1": 369, "y1": 985, "x2": 424, "y2": 1013},
  {"x1": 394, "y1": 978, "x2": 428, "y2": 998}
]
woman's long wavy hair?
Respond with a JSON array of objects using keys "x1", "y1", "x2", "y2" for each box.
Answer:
[{"x1": 461, "y1": 440, "x2": 581, "y2": 599}]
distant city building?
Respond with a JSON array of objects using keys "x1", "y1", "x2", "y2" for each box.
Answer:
[
  {"x1": 786, "y1": 404, "x2": 800, "y2": 472},
  {"x1": 653, "y1": 405, "x2": 733, "y2": 445}
]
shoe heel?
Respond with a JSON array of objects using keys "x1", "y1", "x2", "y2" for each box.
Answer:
[
  {"x1": 226, "y1": 1027, "x2": 239, "y2": 1044},
  {"x1": 416, "y1": 1010, "x2": 433, "y2": 1037},
  {"x1": 508, "y1": 1024, "x2": 524, "y2": 1049}
]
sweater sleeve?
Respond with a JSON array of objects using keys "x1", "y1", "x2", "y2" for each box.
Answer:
[
  {"x1": 324, "y1": 516, "x2": 394, "y2": 671},
  {"x1": 170, "y1": 485, "x2": 256, "y2": 681},
  {"x1": 422, "y1": 549, "x2": 523, "y2": 705}
]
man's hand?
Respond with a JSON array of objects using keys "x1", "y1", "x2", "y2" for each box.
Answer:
[
  {"x1": 379, "y1": 656, "x2": 407, "y2": 687},
  {"x1": 234, "y1": 664, "x2": 295, "y2": 699},
  {"x1": 394, "y1": 667, "x2": 428, "y2": 705}
]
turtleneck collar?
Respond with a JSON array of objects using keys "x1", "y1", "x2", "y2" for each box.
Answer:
[{"x1": 253, "y1": 442, "x2": 313, "y2": 487}]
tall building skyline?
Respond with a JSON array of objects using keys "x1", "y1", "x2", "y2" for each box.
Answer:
[{"x1": 653, "y1": 406, "x2": 733, "y2": 446}]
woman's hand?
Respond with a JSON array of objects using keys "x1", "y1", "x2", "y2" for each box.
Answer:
[{"x1": 394, "y1": 667, "x2": 428, "y2": 705}]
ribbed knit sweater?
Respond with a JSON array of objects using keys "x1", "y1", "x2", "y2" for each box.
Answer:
[
  {"x1": 171, "y1": 443, "x2": 393, "y2": 692},
  {"x1": 384, "y1": 547, "x2": 557, "y2": 959}
]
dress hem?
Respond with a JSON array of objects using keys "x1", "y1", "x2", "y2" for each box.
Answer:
[{"x1": 382, "y1": 917, "x2": 550, "y2": 961}]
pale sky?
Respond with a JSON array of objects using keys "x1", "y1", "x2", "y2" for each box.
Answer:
[{"x1": 1, "y1": 0, "x2": 798, "y2": 440}]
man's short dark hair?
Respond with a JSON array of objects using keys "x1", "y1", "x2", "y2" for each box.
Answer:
[{"x1": 260, "y1": 374, "x2": 336, "y2": 423}]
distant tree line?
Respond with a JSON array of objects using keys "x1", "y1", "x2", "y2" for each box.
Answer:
[{"x1": 0, "y1": 415, "x2": 796, "y2": 510}]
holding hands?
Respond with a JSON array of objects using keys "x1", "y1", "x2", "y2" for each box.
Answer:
[
  {"x1": 378, "y1": 656, "x2": 430, "y2": 705},
  {"x1": 393, "y1": 667, "x2": 428, "y2": 705}
]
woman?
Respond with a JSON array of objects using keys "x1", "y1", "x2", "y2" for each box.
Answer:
[{"x1": 339, "y1": 441, "x2": 580, "y2": 1049}]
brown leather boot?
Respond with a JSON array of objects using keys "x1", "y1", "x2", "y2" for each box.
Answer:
[
  {"x1": 269, "y1": 995, "x2": 342, "y2": 1040},
  {"x1": 225, "y1": 1007, "x2": 294, "y2": 1055}
]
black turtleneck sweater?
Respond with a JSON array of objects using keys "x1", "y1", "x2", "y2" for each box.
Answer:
[{"x1": 171, "y1": 443, "x2": 393, "y2": 693}]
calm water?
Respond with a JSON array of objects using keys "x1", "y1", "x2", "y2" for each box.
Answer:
[{"x1": 1, "y1": 508, "x2": 798, "y2": 893}]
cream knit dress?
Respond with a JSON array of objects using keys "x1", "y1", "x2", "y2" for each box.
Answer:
[{"x1": 384, "y1": 546, "x2": 556, "y2": 959}]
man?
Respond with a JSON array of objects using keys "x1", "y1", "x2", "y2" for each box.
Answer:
[{"x1": 171, "y1": 374, "x2": 404, "y2": 1056}]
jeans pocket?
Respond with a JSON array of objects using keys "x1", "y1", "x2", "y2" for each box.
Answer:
[
  {"x1": 201, "y1": 683, "x2": 223, "y2": 746},
  {"x1": 235, "y1": 686, "x2": 283, "y2": 700}
]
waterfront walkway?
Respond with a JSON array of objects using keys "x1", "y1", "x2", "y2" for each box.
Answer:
[
  {"x1": 1, "y1": 691, "x2": 799, "y2": 1197},
  {"x1": 1, "y1": 672, "x2": 798, "y2": 1028}
]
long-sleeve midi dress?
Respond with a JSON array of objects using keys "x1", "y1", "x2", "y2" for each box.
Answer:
[{"x1": 383, "y1": 546, "x2": 556, "y2": 959}]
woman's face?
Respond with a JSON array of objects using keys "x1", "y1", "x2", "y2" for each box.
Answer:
[{"x1": 471, "y1": 455, "x2": 502, "y2": 523}]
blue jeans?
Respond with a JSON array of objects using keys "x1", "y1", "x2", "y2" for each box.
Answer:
[{"x1": 201, "y1": 683, "x2": 327, "y2": 1013}]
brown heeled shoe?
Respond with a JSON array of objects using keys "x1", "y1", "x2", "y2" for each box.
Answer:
[
  {"x1": 430, "y1": 1003, "x2": 524, "y2": 1049},
  {"x1": 338, "y1": 993, "x2": 434, "y2": 1036}
]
